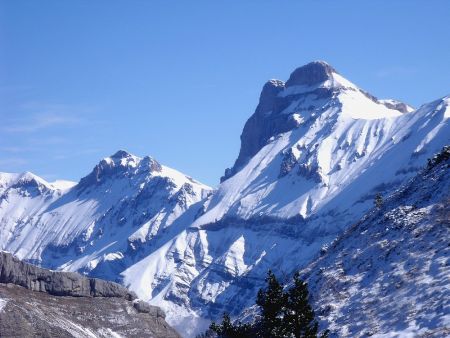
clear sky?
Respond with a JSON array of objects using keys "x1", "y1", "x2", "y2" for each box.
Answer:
[{"x1": 1, "y1": 0, "x2": 449, "y2": 187}]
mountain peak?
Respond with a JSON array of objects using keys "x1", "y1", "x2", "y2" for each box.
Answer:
[
  {"x1": 285, "y1": 60, "x2": 337, "y2": 87},
  {"x1": 222, "y1": 60, "x2": 410, "y2": 181},
  {"x1": 110, "y1": 150, "x2": 133, "y2": 159},
  {"x1": 78, "y1": 150, "x2": 140, "y2": 187},
  {"x1": 104, "y1": 150, "x2": 140, "y2": 168}
]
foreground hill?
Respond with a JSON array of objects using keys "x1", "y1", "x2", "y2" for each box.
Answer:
[{"x1": 0, "y1": 251, "x2": 180, "y2": 337}]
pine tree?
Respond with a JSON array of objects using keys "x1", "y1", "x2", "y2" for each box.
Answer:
[
  {"x1": 210, "y1": 313, "x2": 234, "y2": 337},
  {"x1": 283, "y1": 272, "x2": 323, "y2": 338},
  {"x1": 207, "y1": 271, "x2": 329, "y2": 338},
  {"x1": 256, "y1": 270, "x2": 288, "y2": 337},
  {"x1": 209, "y1": 313, "x2": 253, "y2": 338}
]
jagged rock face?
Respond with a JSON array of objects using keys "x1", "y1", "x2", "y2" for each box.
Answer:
[
  {"x1": 299, "y1": 147, "x2": 450, "y2": 337},
  {"x1": 0, "y1": 252, "x2": 179, "y2": 337},
  {"x1": 224, "y1": 79, "x2": 286, "y2": 179},
  {"x1": 10, "y1": 176, "x2": 50, "y2": 197},
  {"x1": 285, "y1": 60, "x2": 337, "y2": 87},
  {"x1": 78, "y1": 150, "x2": 162, "y2": 188}
]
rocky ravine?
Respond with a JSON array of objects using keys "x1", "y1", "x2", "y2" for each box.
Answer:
[{"x1": 0, "y1": 251, "x2": 180, "y2": 338}]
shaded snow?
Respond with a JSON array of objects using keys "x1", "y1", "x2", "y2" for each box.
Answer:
[{"x1": 122, "y1": 80, "x2": 448, "y2": 336}]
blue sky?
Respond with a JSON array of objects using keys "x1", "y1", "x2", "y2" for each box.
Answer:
[{"x1": 1, "y1": 0, "x2": 449, "y2": 186}]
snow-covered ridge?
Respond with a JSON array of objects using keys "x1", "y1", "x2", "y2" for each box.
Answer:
[
  {"x1": 49, "y1": 180, "x2": 77, "y2": 191},
  {"x1": 79, "y1": 150, "x2": 210, "y2": 192},
  {"x1": 0, "y1": 150, "x2": 212, "y2": 274},
  {"x1": 0, "y1": 172, "x2": 76, "y2": 195},
  {"x1": 202, "y1": 64, "x2": 449, "y2": 225}
]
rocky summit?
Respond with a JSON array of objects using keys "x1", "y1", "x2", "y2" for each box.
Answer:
[{"x1": 0, "y1": 251, "x2": 180, "y2": 337}]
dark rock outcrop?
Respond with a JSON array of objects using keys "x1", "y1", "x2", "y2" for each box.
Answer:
[
  {"x1": 285, "y1": 60, "x2": 337, "y2": 87},
  {"x1": 382, "y1": 100, "x2": 413, "y2": 114}
]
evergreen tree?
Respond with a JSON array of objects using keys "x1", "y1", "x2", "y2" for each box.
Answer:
[
  {"x1": 207, "y1": 270, "x2": 329, "y2": 338},
  {"x1": 209, "y1": 313, "x2": 253, "y2": 338},
  {"x1": 283, "y1": 272, "x2": 323, "y2": 338},
  {"x1": 210, "y1": 313, "x2": 234, "y2": 337},
  {"x1": 256, "y1": 270, "x2": 288, "y2": 337}
]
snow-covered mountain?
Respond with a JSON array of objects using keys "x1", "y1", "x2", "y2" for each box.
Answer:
[
  {"x1": 120, "y1": 62, "x2": 449, "y2": 334},
  {"x1": 0, "y1": 150, "x2": 211, "y2": 279},
  {"x1": 0, "y1": 61, "x2": 449, "y2": 337}
]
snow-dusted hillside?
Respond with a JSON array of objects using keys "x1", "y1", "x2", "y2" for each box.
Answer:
[
  {"x1": 120, "y1": 62, "x2": 449, "y2": 335},
  {"x1": 0, "y1": 150, "x2": 211, "y2": 279},
  {"x1": 302, "y1": 147, "x2": 450, "y2": 337}
]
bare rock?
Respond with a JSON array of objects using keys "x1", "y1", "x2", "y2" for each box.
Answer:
[{"x1": 0, "y1": 251, "x2": 180, "y2": 337}]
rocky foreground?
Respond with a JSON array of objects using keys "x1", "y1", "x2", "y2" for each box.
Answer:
[{"x1": 0, "y1": 251, "x2": 180, "y2": 337}]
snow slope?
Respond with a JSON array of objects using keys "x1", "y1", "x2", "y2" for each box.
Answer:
[{"x1": 302, "y1": 147, "x2": 450, "y2": 337}]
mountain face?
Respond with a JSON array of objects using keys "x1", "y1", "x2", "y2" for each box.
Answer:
[
  {"x1": 0, "y1": 251, "x2": 180, "y2": 337},
  {"x1": 301, "y1": 147, "x2": 450, "y2": 337},
  {"x1": 0, "y1": 151, "x2": 211, "y2": 279},
  {"x1": 222, "y1": 61, "x2": 413, "y2": 181},
  {"x1": 0, "y1": 61, "x2": 449, "y2": 337}
]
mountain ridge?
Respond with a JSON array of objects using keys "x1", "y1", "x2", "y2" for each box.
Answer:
[{"x1": 0, "y1": 61, "x2": 448, "y2": 337}]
